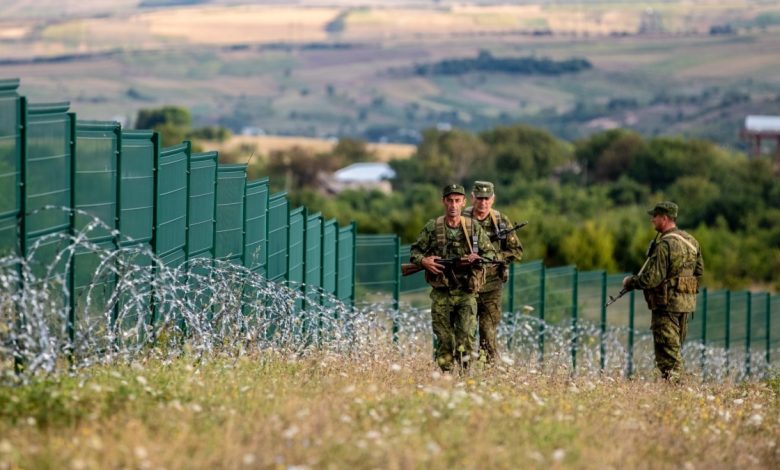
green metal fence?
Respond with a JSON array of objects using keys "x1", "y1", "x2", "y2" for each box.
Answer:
[
  {"x1": 354, "y1": 234, "x2": 780, "y2": 376},
  {"x1": 3, "y1": 78, "x2": 356, "y2": 356},
  {"x1": 6, "y1": 76, "x2": 779, "y2": 377}
]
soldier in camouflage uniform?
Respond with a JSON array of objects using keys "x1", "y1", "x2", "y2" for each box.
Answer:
[
  {"x1": 463, "y1": 181, "x2": 524, "y2": 364},
  {"x1": 410, "y1": 184, "x2": 497, "y2": 372},
  {"x1": 623, "y1": 201, "x2": 704, "y2": 382}
]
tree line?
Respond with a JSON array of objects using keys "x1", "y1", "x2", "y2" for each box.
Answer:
[
  {"x1": 413, "y1": 50, "x2": 592, "y2": 76},
  {"x1": 140, "y1": 106, "x2": 780, "y2": 291},
  {"x1": 265, "y1": 126, "x2": 779, "y2": 291}
]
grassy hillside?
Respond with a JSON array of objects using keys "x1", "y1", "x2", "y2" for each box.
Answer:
[{"x1": 4, "y1": 1, "x2": 780, "y2": 148}]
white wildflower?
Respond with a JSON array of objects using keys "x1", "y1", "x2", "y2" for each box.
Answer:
[
  {"x1": 426, "y1": 441, "x2": 441, "y2": 455},
  {"x1": 748, "y1": 414, "x2": 763, "y2": 426},
  {"x1": 282, "y1": 425, "x2": 300, "y2": 439}
]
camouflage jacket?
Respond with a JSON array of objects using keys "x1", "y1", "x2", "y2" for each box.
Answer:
[
  {"x1": 410, "y1": 216, "x2": 496, "y2": 291},
  {"x1": 463, "y1": 207, "x2": 524, "y2": 291},
  {"x1": 627, "y1": 228, "x2": 704, "y2": 313}
]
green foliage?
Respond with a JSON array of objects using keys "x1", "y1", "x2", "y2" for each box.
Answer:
[
  {"x1": 560, "y1": 221, "x2": 618, "y2": 272},
  {"x1": 135, "y1": 106, "x2": 232, "y2": 148},
  {"x1": 274, "y1": 122, "x2": 778, "y2": 290},
  {"x1": 480, "y1": 124, "x2": 571, "y2": 183}
]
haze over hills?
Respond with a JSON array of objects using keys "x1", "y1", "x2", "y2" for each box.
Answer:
[{"x1": 3, "y1": 0, "x2": 780, "y2": 150}]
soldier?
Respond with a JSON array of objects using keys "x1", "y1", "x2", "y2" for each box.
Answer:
[
  {"x1": 410, "y1": 184, "x2": 497, "y2": 372},
  {"x1": 463, "y1": 181, "x2": 524, "y2": 364},
  {"x1": 622, "y1": 201, "x2": 704, "y2": 383}
]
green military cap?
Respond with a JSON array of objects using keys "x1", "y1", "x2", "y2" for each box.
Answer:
[
  {"x1": 442, "y1": 183, "x2": 466, "y2": 197},
  {"x1": 472, "y1": 180, "x2": 495, "y2": 197},
  {"x1": 647, "y1": 201, "x2": 678, "y2": 218}
]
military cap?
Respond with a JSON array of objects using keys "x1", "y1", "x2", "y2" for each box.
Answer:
[
  {"x1": 472, "y1": 180, "x2": 495, "y2": 198},
  {"x1": 442, "y1": 183, "x2": 466, "y2": 197},
  {"x1": 647, "y1": 201, "x2": 678, "y2": 218}
]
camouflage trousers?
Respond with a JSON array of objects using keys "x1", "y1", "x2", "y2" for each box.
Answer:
[
  {"x1": 651, "y1": 309, "x2": 690, "y2": 382},
  {"x1": 477, "y1": 287, "x2": 503, "y2": 364},
  {"x1": 430, "y1": 288, "x2": 477, "y2": 372}
]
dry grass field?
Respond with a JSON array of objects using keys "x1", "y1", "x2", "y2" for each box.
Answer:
[
  {"x1": 0, "y1": 352, "x2": 778, "y2": 469},
  {"x1": 203, "y1": 134, "x2": 416, "y2": 162}
]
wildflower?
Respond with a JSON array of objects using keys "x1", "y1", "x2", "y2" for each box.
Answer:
[
  {"x1": 426, "y1": 441, "x2": 441, "y2": 455},
  {"x1": 747, "y1": 414, "x2": 763, "y2": 426},
  {"x1": 282, "y1": 425, "x2": 300, "y2": 439}
]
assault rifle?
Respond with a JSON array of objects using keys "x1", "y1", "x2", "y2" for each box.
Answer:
[
  {"x1": 490, "y1": 220, "x2": 528, "y2": 242},
  {"x1": 605, "y1": 237, "x2": 658, "y2": 308},
  {"x1": 401, "y1": 257, "x2": 506, "y2": 277},
  {"x1": 604, "y1": 288, "x2": 629, "y2": 308}
]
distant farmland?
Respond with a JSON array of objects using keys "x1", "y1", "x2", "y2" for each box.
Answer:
[{"x1": 4, "y1": 1, "x2": 780, "y2": 148}]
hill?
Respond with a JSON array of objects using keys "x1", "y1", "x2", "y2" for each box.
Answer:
[{"x1": 4, "y1": 1, "x2": 780, "y2": 149}]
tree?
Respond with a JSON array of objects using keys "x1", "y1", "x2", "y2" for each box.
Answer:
[
  {"x1": 559, "y1": 221, "x2": 618, "y2": 271},
  {"x1": 480, "y1": 124, "x2": 571, "y2": 184}
]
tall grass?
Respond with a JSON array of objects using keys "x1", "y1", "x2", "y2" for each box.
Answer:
[{"x1": 1, "y1": 351, "x2": 778, "y2": 469}]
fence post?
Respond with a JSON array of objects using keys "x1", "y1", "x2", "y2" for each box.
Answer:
[
  {"x1": 746, "y1": 291, "x2": 752, "y2": 377},
  {"x1": 66, "y1": 111, "x2": 76, "y2": 358},
  {"x1": 628, "y1": 289, "x2": 635, "y2": 378},
  {"x1": 725, "y1": 290, "x2": 731, "y2": 372},
  {"x1": 508, "y1": 262, "x2": 515, "y2": 313},
  {"x1": 766, "y1": 292, "x2": 771, "y2": 367},
  {"x1": 571, "y1": 268, "x2": 579, "y2": 372},
  {"x1": 392, "y1": 236, "x2": 400, "y2": 343},
  {"x1": 700, "y1": 287, "x2": 708, "y2": 375},
  {"x1": 14, "y1": 96, "x2": 28, "y2": 374},
  {"x1": 538, "y1": 263, "x2": 546, "y2": 364},
  {"x1": 600, "y1": 270, "x2": 607, "y2": 371}
]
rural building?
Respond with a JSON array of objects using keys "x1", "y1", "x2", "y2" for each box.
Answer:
[
  {"x1": 322, "y1": 162, "x2": 396, "y2": 194},
  {"x1": 741, "y1": 115, "x2": 780, "y2": 171}
]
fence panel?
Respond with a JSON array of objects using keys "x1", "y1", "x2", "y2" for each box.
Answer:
[
  {"x1": 729, "y1": 291, "x2": 749, "y2": 356},
  {"x1": 266, "y1": 192, "x2": 288, "y2": 283},
  {"x1": 244, "y1": 178, "x2": 269, "y2": 274},
  {"x1": 355, "y1": 234, "x2": 398, "y2": 303},
  {"x1": 118, "y1": 131, "x2": 156, "y2": 249},
  {"x1": 73, "y1": 120, "x2": 120, "y2": 319},
  {"x1": 214, "y1": 164, "x2": 246, "y2": 263},
  {"x1": 0, "y1": 79, "x2": 21, "y2": 256},
  {"x1": 322, "y1": 219, "x2": 338, "y2": 300},
  {"x1": 187, "y1": 151, "x2": 217, "y2": 261},
  {"x1": 155, "y1": 143, "x2": 190, "y2": 268},
  {"x1": 305, "y1": 212, "x2": 323, "y2": 302},
  {"x1": 24, "y1": 102, "x2": 73, "y2": 275},
  {"x1": 337, "y1": 223, "x2": 355, "y2": 305},
  {"x1": 704, "y1": 290, "x2": 729, "y2": 349},
  {"x1": 21, "y1": 102, "x2": 74, "y2": 346},
  {"x1": 288, "y1": 206, "x2": 305, "y2": 287}
]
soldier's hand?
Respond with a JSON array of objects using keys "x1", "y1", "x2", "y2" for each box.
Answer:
[
  {"x1": 622, "y1": 275, "x2": 633, "y2": 289},
  {"x1": 423, "y1": 256, "x2": 445, "y2": 274},
  {"x1": 464, "y1": 253, "x2": 481, "y2": 264}
]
